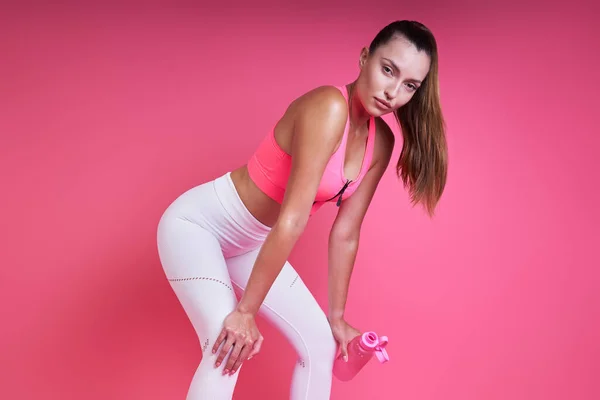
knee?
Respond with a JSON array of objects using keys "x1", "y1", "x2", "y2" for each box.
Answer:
[
  {"x1": 319, "y1": 326, "x2": 337, "y2": 360},
  {"x1": 304, "y1": 320, "x2": 337, "y2": 369}
]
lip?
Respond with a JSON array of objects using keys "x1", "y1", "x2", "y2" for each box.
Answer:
[{"x1": 374, "y1": 97, "x2": 392, "y2": 109}]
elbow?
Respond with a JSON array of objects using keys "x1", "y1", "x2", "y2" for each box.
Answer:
[
  {"x1": 330, "y1": 223, "x2": 360, "y2": 245},
  {"x1": 275, "y1": 213, "x2": 309, "y2": 239}
]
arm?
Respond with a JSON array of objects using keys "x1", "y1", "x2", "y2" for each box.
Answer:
[
  {"x1": 328, "y1": 121, "x2": 395, "y2": 322},
  {"x1": 236, "y1": 86, "x2": 349, "y2": 316},
  {"x1": 214, "y1": 87, "x2": 349, "y2": 373}
]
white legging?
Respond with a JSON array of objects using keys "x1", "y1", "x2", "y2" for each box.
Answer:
[{"x1": 156, "y1": 172, "x2": 337, "y2": 399}]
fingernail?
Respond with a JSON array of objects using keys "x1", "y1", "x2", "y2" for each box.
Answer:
[
  {"x1": 344, "y1": 355, "x2": 348, "y2": 362},
  {"x1": 215, "y1": 362, "x2": 220, "y2": 368},
  {"x1": 248, "y1": 356, "x2": 252, "y2": 360},
  {"x1": 229, "y1": 369, "x2": 236, "y2": 375},
  {"x1": 223, "y1": 369, "x2": 229, "y2": 375}
]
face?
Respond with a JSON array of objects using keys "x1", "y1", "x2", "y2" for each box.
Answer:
[{"x1": 355, "y1": 35, "x2": 431, "y2": 117}]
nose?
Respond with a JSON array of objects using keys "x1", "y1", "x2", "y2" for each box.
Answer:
[{"x1": 384, "y1": 81, "x2": 402, "y2": 101}]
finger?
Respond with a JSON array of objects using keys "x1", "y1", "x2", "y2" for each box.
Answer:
[
  {"x1": 212, "y1": 328, "x2": 228, "y2": 355},
  {"x1": 215, "y1": 334, "x2": 235, "y2": 368},
  {"x1": 230, "y1": 339, "x2": 254, "y2": 373},
  {"x1": 248, "y1": 335, "x2": 263, "y2": 359},
  {"x1": 223, "y1": 341, "x2": 244, "y2": 374},
  {"x1": 341, "y1": 342, "x2": 349, "y2": 362},
  {"x1": 334, "y1": 342, "x2": 341, "y2": 359}
]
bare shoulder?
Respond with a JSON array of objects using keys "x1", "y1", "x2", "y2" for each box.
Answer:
[
  {"x1": 372, "y1": 117, "x2": 396, "y2": 167},
  {"x1": 275, "y1": 85, "x2": 348, "y2": 155},
  {"x1": 288, "y1": 86, "x2": 348, "y2": 138},
  {"x1": 292, "y1": 85, "x2": 348, "y2": 120},
  {"x1": 293, "y1": 85, "x2": 348, "y2": 107}
]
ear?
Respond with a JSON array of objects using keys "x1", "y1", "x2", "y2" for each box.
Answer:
[{"x1": 358, "y1": 47, "x2": 369, "y2": 69}]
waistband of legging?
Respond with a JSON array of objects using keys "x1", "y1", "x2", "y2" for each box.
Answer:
[{"x1": 212, "y1": 172, "x2": 272, "y2": 239}]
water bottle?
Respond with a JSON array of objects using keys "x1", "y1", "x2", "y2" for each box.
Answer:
[{"x1": 333, "y1": 331, "x2": 389, "y2": 381}]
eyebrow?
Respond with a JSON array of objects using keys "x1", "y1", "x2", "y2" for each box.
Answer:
[{"x1": 383, "y1": 58, "x2": 422, "y2": 84}]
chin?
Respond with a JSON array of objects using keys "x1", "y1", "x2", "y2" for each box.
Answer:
[
  {"x1": 362, "y1": 102, "x2": 379, "y2": 116},
  {"x1": 358, "y1": 93, "x2": 386, "y2": 117},
  {"x1": 369, "y1": 105, "x2": 389, "y2": 118}
]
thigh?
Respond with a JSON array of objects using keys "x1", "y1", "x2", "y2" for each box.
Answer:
[
  {"x1": 158, "y1": 214, "x2": 238, "y2": 347},
  {"x1": 226, "y1": 249, "x2": 336, "y2": 356}
]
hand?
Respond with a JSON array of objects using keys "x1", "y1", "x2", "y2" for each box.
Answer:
[
  {"x1": 328, "y1": 317, "x2": 361, "y2": 362},
  {"x1": 212, "y1": 309, "x2": 264, "y2": 375}
]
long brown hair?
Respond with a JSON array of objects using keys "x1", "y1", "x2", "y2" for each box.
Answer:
[{"x1": 370, "y1": 21, "x2": 448, "y2": 217}]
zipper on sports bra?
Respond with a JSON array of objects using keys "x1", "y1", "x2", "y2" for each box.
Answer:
[{"x1": 325, "y1": 179, "x2": 352, "y2": 207}]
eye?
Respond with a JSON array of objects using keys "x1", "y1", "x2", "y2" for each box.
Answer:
[
  {"x1": 382, "y1": 66, "x2": 393, "y2": 75},
  {"x1": 405, "y1": 83, "x2": 417, "y2": 91}
]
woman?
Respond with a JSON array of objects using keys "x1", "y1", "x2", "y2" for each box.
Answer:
[{"x1": 157, "y1": 20, "x2": 448, "y2": 399}]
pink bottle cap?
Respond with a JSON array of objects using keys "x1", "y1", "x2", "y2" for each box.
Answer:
[{"x1": 361, "y1": 332, "x2": 390, "y2": 363}]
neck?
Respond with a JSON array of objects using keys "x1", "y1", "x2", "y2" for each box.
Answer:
[{"x1": 345, "y1": 81, "x2": 371, "y2": 133}]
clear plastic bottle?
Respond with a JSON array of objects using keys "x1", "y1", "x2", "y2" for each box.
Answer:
[{"x1": 333, "y1": 331, "x2": 389, "y2": 381}]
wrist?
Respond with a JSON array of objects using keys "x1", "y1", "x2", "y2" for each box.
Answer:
[
  {"x1": 327, "y1": 312, "x2": 345, "y2": 324},
  {"x1": 236, "y1": 301, "x2": 259, "y2": 316}
]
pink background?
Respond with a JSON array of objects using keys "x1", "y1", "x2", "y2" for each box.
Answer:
[{"x1": 2, "y1": 1, "x2": 599, "y2": 399}]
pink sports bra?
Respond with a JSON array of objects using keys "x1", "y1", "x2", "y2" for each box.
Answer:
[{"x1": 247, "y1": 85, "x2": 376, "y2": 215}]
